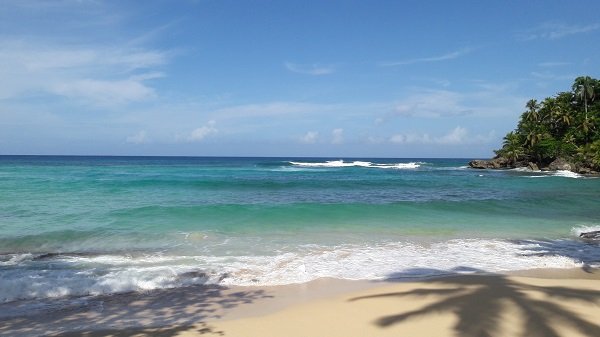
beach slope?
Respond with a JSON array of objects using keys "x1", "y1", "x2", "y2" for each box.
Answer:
[{"x1": 208, "y1": 272, "x2": 600, "y2": 337}]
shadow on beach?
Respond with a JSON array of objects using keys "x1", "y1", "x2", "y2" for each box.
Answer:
[
  {"x1": 350, "y1": 267, "x2": 600, "y2": 337},
  {"x1": 0, "y1": 284, "x2": 272, "y2": 337}
]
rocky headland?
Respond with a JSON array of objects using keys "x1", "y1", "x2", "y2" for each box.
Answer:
[
  {"x1": 470, "y1": 76, "x2": 599, "y2": 175},
  {"x1": 468, "y1": 156, "x2": 598, "y2": 175}
]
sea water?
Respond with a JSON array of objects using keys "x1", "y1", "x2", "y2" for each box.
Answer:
[{"x1": 1, "y1": 156, "x2": 599, "y2": 304}]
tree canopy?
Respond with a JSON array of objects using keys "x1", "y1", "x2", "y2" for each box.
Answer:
[{"x1": 495, "y1": 76, "x2": 600, "y2": 171}]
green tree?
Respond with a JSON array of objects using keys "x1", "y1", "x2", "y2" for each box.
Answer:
[
  {"x1": 493, "y1": 76, "x2": 600, "y2": 171},
  {"x1": 524, "y1": 99, "x2": 540, "y2": 122},
  {"x1": 496, "y1": 131, "x2": 524, "y2": 164},
  {"x1": 573, "y1": 76, "x2": 596, "y2": 120}
]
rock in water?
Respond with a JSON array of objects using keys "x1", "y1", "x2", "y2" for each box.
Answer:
[
  {"x1": 468, "y1": 160, "x2": 490, "y2": 169},
  {"x1": 468, "y1": 158, "x2": 509, "y2": 169},
  {"x1": 580, "y1": 231, "x2": 600, "y2": 239},
  {"x1": 548, "y1": 157, "x2": 574, "y2": 171}
]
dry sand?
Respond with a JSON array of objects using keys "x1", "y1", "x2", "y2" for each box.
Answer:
[
  {"x1": 207, "y1": 270, "x2": 600, "y2": 337},
  {"x1": 1, "y1": 269, "x2": 599, "y2": 337}
]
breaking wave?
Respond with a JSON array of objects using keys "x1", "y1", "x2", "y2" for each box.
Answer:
[
  {"x1": 289, "y1": 160, "x2": 421, "y2": 169},
  {"x1": 1, "y1": 238, "x2": 593, "y2": 304}
]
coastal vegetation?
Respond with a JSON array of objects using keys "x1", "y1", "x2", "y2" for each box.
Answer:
[{"x1": 471, "y1": 76, "x2": 600, "y2": 173}]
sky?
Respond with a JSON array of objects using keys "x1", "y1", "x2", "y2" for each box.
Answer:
[{"x1": 1, "y1": 0, "x2": 599, "y2": 158}]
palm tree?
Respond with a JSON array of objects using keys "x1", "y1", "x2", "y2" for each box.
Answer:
[
  {"x1": 550, "y1": 101, "x2": 572, "y2": 135},
  {"x1": 526, "y1": 129, "x2": 543, "y2": 147},
  {"x1": 573, "y1": 76, "x2": 595, "y2": 121},
  {"x1": 519, "y1": 120, "x2": 544, "y2": 148},
  {"x1": 525, "y1": 99, "x2": 540, "y2": 122},
  {"x1": 501, "y1": 132, "x2": 524, "y2": 163}
]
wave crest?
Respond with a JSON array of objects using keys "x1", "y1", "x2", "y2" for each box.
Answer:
[{"x1": 289, "y1": 160, "x2": 421, "y2": 169}]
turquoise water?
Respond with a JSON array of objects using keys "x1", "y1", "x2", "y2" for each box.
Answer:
[{"x1": 1, "y1": 156, "x2": 600, "y2": 303}]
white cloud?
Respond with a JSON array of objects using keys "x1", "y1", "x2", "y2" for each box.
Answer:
[
  {"x1": 390, "y1": 90, "x2": 473, "y2": 118},
  {"x1": 381, "y1": 47, "x2": 472, "y2": 67},
  {"x1": 300, "y1": 131, "x2": 319, "y2": 144},
  {"x1": 538, "y1": 62, "x2": 571, "y2": 68},
  {"x1": 530, "y1": 71, "x2": 574, "y2": 81},
  {"x1": 376, "y1": 83, "x2": 526, "y2": 124},
  {"x1": 331, "y1": 128, "x2": 344, "y2": 144},
  {"x1": 367, "y1": 136, "x2": 385, "y2": 144},
  {"x1": 0, "y1": 38, "x2": 168, "y2": 105},
  {"x1": 389, "y1": 133, "x2": 432, "y2": 144},
  {"x1": 51, "y1": 78, "x2": 156, "y2": 105},
  {"x1": 186, "y1": 120, "x2": 218, "y2": 142},
  {"x1": 126, "y1": 130, "x2": 149, "y2": 144},
  {"x1": 518, "y1": 23, "x2": 600, "y2": 40},
  {"x1": 435, "y1": 126, "x2": 468, "y2": 144},
  {"x1": 212, "y1": 102, "x2": 340, "y2": 119},
  {"x1": 284, "y1": 62, "x2": 335, "y2": 75},
  {"x1": 389, "y1": 126, "x2": 492, "y2": 145}
]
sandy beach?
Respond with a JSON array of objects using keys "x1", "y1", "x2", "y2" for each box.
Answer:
[{"x1": 1, "y1": 268, "x2": 599, "y2": 337}]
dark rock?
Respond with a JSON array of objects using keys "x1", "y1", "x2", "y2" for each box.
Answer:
[
  {"x1": 179, "y1": 271, "x2": 208, "y2": 279},
  {"x1": 469, "y1": 160, "x2": 491, "y2": 169},
  {"x1": 491, "y1": 157, "x2": 508, "y2": 168},
  {"x1": 578, "y1": 167, "x2": 592, "y2": 174},
  {"x1": 33, "y1": 252, "x2": 93, "y2": 260},
  {"x1": 580, "y1": 231, "x2": 600, "y2": 239},
  {"x1": 548, "y1": 157, "x2": 575, "y2": 171},
  {"x1": 527, "y1": 162, "x2": 539, "y2": 171},
  {"x1": 468, "y1": 158, "x2": 510, "y2": 169}
]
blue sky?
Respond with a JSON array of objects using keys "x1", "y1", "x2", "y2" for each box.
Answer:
[{"x1": 1, "y1": 0, "x2": 599, "y2": 157}]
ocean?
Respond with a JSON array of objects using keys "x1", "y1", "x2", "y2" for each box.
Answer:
[{"x1": 1, "y1": 156, "x2": 599, "y2": 304}]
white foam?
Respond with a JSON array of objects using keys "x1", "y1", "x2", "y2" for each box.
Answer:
[
  {"x1": 571, "y1": 225, "x2": 600, "y2": 237},
  {"x1": 552, "y1": 170, "x2": 583, "y2": 179},
  {"x1": 0, "y1": 253, "x2": 33, "y2": 266},
  {"x1": 289, "y1": 160, "x2": 420, "y2": 169},
  {"x1": 371, "y1": 163, "x2": 421, "y2": 169},
  {"x1": 2, "y1": 238, "x2": 591, "y2": 303},
  {"x1": 511, "y1": 167, "x2": 533, "y2": 172},
  {"x1": 216, "y1": 239, "x2": 582, "y2": 286},
  {"x1": 289, "y1": 160, "x2": 371, "y2": 167},
  {"x1": 522, "y1": 170, "x2": 585, "y2": 179},
  {"x1": 0, "y1": 260, "x2": 219, "y2": 303}
]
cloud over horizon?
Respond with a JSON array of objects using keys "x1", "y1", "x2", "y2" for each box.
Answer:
[
  {"x1": 300, "y1": 131, "x2": 319, "y2": 144},
  {"x1": 185, "y1": 120, "x2": 218, "y2": 142},
  {"x1": 126, "y1": 130, "x2": 150, "y2": 144},
  {"x1": 331, "y1": 128, "x2": 344, "y2": 144},
  {"x1": 389, "y1": 126, "x2": 495, "y2": 145}
]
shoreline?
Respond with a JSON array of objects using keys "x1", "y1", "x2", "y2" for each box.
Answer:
[{"x1": 2, "y1": 268, "x2": 599, "y2": 336}]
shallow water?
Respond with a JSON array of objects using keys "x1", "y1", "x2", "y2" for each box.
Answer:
[{"x1": 1, "y1": 156, "x2": 599, "y2": 303}]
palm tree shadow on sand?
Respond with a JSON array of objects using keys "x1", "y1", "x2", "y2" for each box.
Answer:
[
  {"x1": 0, "y1": 283, "x2": 273, "y2": 337},
  {"x1": 349, "y1": 267, "x2": 600, "y2": 337}
]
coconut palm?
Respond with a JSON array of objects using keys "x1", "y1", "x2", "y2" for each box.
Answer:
[
  {"x1": 550, "y1": 101, "x2": 572, "y2": 135},
  {"x1": 501, "y1": 132, "x2": 525, "y2": 163},
  {"x1": 525, "y1": 99, "x2": 540, "y2": 122},
  {"x1": 494, "y1": 76, "x2": 600, "y2": 171},
  {"x1": 573, "y1": 76, "x2": 596, "y2": 120}
]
